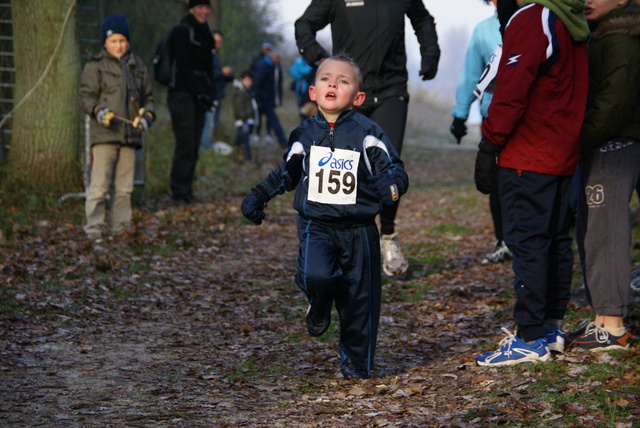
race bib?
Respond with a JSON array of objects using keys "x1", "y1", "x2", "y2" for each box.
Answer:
[{"x1": 308, "y1": 146, "x2": 360, "y2": 205}]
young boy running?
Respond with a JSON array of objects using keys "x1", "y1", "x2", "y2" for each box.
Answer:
[{"x1": 241, "y1": 55, "x2": 408, "y2": 379}]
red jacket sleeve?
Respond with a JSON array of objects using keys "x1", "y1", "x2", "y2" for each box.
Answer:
[{"x1": 481, "y1": 5, "x2": 548, "y2": 147}]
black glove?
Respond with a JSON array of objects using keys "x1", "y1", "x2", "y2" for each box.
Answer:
[
  {"x1": 241, "y1": 188, "x2": 267, "y2": 225},
  {"x1": 474, "y1": 138, "x2": 502, "y2": 195},
  {"x1": 419, "y1": 59, "x2": 438, "y2": 81},
  {"x1": 367, "y1": 173, "x2": 403, "y2": 206},
  {"x1": 450, "y1": 117, "x2": 467, "y2": 144},
  {"x1": 197, "y1": 94, "x2": 214, "y2": 111}
]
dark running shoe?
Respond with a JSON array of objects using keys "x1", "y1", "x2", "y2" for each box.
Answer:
[
  {"x1": 570, "y1": 322, "x2": 633, "y2": 352},
  {"x1": 306, "y1": 304, "x2": 331, "y2": 337},
  {"x1": 339, "y1": 348, "x2": 369, "y2": 379},
  {"x1": 566, "y1": 320, "x2": 593, "y2": 346}
]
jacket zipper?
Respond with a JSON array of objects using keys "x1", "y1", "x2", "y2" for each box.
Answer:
[{"x1": 329, "y1": 124, "x2": 335, "y2": 152}]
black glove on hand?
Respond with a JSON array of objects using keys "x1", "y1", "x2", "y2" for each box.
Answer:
[
  {"x1": 241, "y1": 188, "x2": 267, "y2": 225},
  {"x1": 197, "y1": 94, "x2": 214, "y2": 111},
  {"x1": 450, "y1": 117, "x2": 467, "y2": 144},
  {"x1": 474, "y1": 138, "x2": 502, "y2": 195},
  {"x1": 419, "y1": 60, "x2": 438, "y2": 81},
  {"x1": 367, "y1": 174, "x2": 403, "y2": 206}
]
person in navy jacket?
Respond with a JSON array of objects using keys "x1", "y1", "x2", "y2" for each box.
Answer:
[{"x1": 242, "y1": 56, "x2": 408, "y2": 379}]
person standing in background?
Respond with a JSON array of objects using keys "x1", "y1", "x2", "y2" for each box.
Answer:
[
  {"x1": 450, "y1": 0, "x2": 511, "y2": 265},
  {"x1": 474, "y1": 0, "x2": 589, "y2": 366},
  {"x1": 569, "y1": 0, "x2": 640, "y2": 351},
  {"x1": 253, "y1": 50, "x2": 288, "y2": 147},
  {"x1": 79, "y1": 14, "x2": 155, "y2": 242},
  {"x1": 231, "y1": 70, "x2": 258, "y2": 162},
  {"x1": 200, "y1": 30, "x2": 234, "y2": 151},
  {"x1": 295, "y1": 0, "x2": 440, "y2": 277},
  {"x1": 289, "y1": 55, "x2": 316, "y2": 122},
  {"x1": 167, "y1": 0, "x2": 215, "y2": 204}
]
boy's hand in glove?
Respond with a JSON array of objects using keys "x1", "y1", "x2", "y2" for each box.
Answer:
[
  {"x1": 241, "y1": 189, "x2": 267, "y2": 225},
  {"x1": 450, "y1": 117, "x2": 467, "y2": 144},
  {"x1": 94, "y1": 106, "x2": 114, "y2": 126},
  {"x1": 474, "y1": 138, "x2": 502, "y2": 194},
  {"x1": 367, "y1": 173, "x2": 404, "y2": 206}
]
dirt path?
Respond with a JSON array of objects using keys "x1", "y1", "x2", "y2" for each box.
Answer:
[{"x1": 1, "y1": 147, "x2": 637, "y2": 427}]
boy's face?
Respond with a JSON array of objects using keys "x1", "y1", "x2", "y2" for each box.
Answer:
[
  {"x1": 104, "y1": 33, "x2": 128, "y2": 59},
  {"x1": 309, "y1": 59, "x2": 365, "y2": 121},
  {"x1": 241, "y1": 76, "x2": 253, "y2": 88}
]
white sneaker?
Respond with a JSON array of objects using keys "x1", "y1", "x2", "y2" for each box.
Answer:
[
  {"x1": 481, "y1": 240, "x2": 512, "y2": 264},
  {"x1": 381, "y1": 233, "x2": 408, "y2": 277},
  {"x1": 263, "y1": 135, "x2": 274, "y2": 145}
]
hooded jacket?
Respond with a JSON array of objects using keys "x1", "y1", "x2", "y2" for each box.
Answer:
[
  {"x1": 580, "y1": 3, "x2": 640, "y2": 153},
  {"x1": 481, "y1": 1, "x2": 589, "y2": 175},
  {"x1": 520, "y1": 0, "x2": 590, "y2": 41},
  {"x1": 294, "y1": 0, "x2": 440, "y2": 103}
]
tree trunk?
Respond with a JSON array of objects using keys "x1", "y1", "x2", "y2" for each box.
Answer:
[
  {"x1": 209, "y1": 0, "x2": 221, "y2": 31},
  {"x1": 9, "y1": 0, "x2": 81, "y2": 191}
]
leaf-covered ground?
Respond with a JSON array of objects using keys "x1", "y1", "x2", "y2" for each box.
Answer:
[{"x1": 1, "y1": 144, "x2": 639, "y2": 427}]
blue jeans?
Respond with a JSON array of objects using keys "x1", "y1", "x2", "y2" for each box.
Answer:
[{"x1": 200, "y1": 102, "x2": 221, "y2": 150}]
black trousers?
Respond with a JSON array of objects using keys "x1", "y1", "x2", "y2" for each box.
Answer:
[
  {"x1": 295, "y1": 217, "x2": 381, "y2": 371},
  {"x1": 499, "y1": 168, "x2": 574, "y2": 342},
  {"x1": 168, "y1": 91, "x2": 205, "y2": 201},
  {"x1": 356, "y1": 96, "x2": 408, "y2": 235}
]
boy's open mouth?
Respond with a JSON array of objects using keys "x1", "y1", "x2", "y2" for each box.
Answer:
[{"x1": 326, "y1": 92, "x2": 336, "y2": 99}]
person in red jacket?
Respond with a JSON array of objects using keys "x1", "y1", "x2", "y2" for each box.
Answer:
[{"x1": 474, "y1": 0, "x2": 589, "y2": 366}]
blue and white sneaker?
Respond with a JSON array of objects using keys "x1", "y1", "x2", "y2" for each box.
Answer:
[
  {"x1": 544, "y1": 326, "x2": 565, "y2": 353},
  {"x1": 477, "y1": 328, "x2": 551, "y2": 367}
]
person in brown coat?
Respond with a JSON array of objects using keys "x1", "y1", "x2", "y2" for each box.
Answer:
[{"x1": 78, "y1": 14, "x2": 154, "y2": 242}]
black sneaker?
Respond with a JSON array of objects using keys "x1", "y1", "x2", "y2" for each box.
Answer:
[
  {"x1": 306, "y1": 304, "x2": 331, "y2": 337},
  {"x1": 339, "y1": 348, "x2": 369, "y2": 379},
  {"x1": 570, "y1": 322, "x2": 633, "y2": 352},
  {"x1": 566, "y1": 320, "x2": 592, "y2": 345}
]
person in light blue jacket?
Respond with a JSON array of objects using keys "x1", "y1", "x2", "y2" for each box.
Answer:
[
  {"x1": 451, "y1": 1, "x2": 500, "y2": 131},
  {"x1": 450, "y1": 0, "x2": 510, "y2": 265},
  {"x1": 289, "y1": 56, "x2": 316, "y2": 121}
]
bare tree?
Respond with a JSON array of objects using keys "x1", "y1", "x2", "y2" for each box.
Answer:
[{"x1": 9, "y1": 0, "x2": 81, "y2": 190}]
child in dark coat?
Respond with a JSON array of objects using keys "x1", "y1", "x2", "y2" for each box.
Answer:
[
  {"x1": 242, "y1": 56, "x2": 408, "y2": 379},
  {"x1": 231, "y1": 70, "x2": 257, "y2": 161}
]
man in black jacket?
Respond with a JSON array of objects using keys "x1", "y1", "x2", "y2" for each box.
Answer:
[{"x1": 295, "y1": 0, "x2": 440, "y2": 277}]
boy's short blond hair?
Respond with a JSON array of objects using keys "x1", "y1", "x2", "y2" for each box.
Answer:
[{"x1": 315, "y1": 54, "x2": 363, "y2": 92}]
